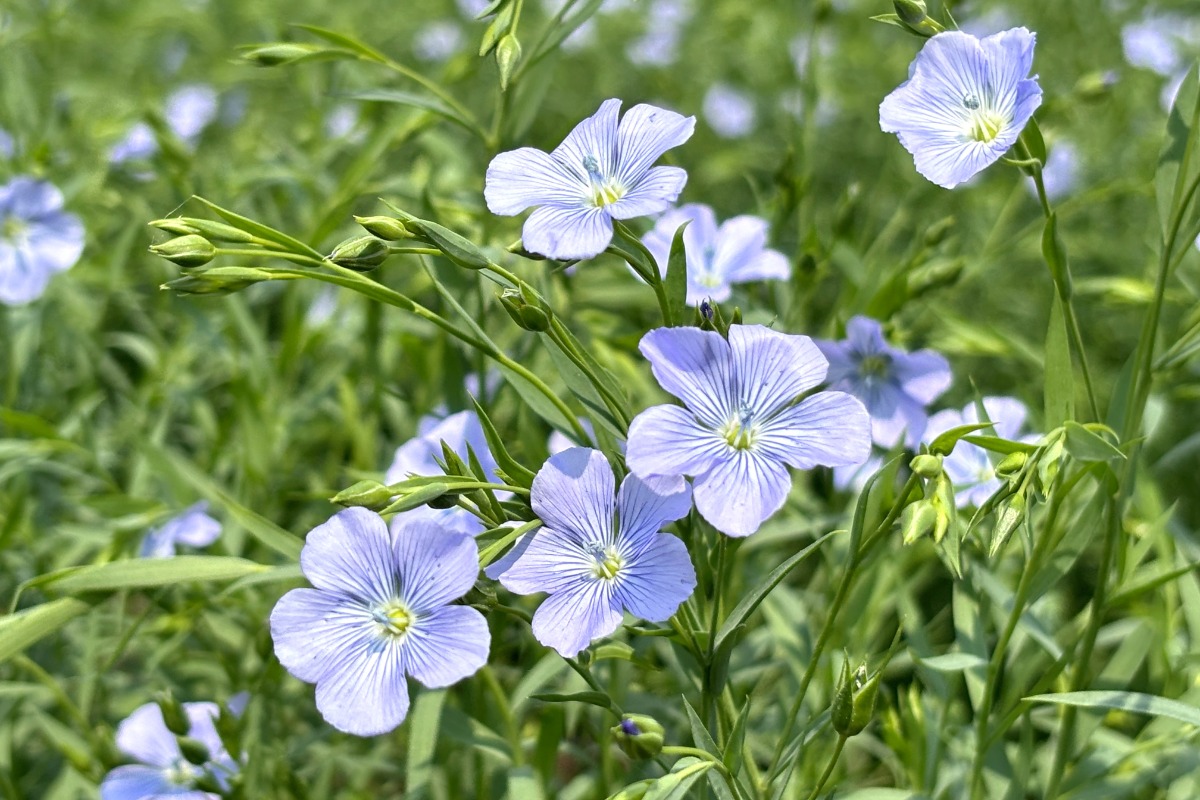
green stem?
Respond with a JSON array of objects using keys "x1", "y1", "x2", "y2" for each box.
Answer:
[{"x1": 804, "y1": 734, "x2": 848, "y2": 800}]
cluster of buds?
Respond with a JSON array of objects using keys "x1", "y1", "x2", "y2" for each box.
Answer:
[
  {"x1": 475, "y1": 0, "x2": 523, "y2": 90},
  {"x1": 148, "y1": 217, "x2": 281, "y2": 295}
]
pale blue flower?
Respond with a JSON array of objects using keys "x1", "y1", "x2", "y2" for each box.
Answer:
[
  {"x1": 110, "y1": 123, "x2": 159, "y2": 164},
  {"x1": 642, "y1": 204, "x2": 790, "y2": 306},
  {"x1": 924, "y1": 396, "x2": 1037, "y2": 508},
  {"x1": 0, "y1": 177, "x2": 85, "y2": 306},
  {"x1": 880, "y1": 28, "x2": 1043, "y2": 189},
  {"x1": 485, "y1": 98, "x2": 694, "y2": 260},
  {"x1": 270, "y1": 508, "x2": 489, "y2": 736},
  {"x1": 702, "y1": 84, "x2": 755, "y2": 139},
  {"x1": 100, "y1": 701, "x2": 238, "y2": 800},
  {"x1": 627, "y1": 0, "x2": 691, "y2": 66},
  {"x1": 1122, "y1": 15, "x2": 1184, "y2": 76},
  {"x1": 626, "y1": 325, "x2": 871, "y2": 537},
  {"x1": 833, "y1": 452, "x2": 884, "y2": 493},
  {"x1": 139, "y1": 502, "x2": 222, "y2": 558},
  {"x1": 111, "y1": 85, "x2": 218, "y2": 165},
  {"x1": 494, "y1": 448, "x2": 695, "y2": 658},
  {"x1": 456, "y1": 0, "x2": 490, "y2": 17},
  {"x1": 1036, "y1": 141, "x2": 1081, "y2": 202},
  {"x1": 414, "y1": 20, "x2": 464, "y2": 62},
  {"x1": 0, "y1": 129, "x2": 14, "y2": 159},
  {"x1": 386, "y1": 410, "x2": 502, "y2": 537},
  {"x1": 815, "y1": 316, "x2": 952, "y2": 449}
]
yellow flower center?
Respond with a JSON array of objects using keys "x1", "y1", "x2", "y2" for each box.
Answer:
[
  {"x1": 582, "y1": 154, "x2": 626, "y2": 208},
  {"x1": 589, "y1": 545, "x2": 625, "y2": 581},
  {"x1": 962, "y1": 94, "x2": 1006, "y2": 143},
  {"x1": 719, "y1": 405, "x2": 759, "y2": 451},
  {"x1": 858, "y1": 354, "x2": 891, "y2": 379},
  {"x1": 372, "y1": 600, "x2": 413, "y2": 638},
  {"x1": 2, "y1": 216, "x2": 26, "y2": 241}
]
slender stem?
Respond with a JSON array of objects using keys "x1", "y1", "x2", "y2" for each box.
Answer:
[
  {"x1": 704, "y1": 534, "x2": 730, "y2": 731},
  {"x1": 480, "y1": 666, "x2": 523, "y2": 766},
  {"x1": 804, "y1": 734, "x2": 848, "y2": 800},
  {"x1": 566, "y1": 658, "x2": 623, "y2": 717}
]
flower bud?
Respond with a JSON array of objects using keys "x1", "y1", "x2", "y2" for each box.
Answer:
[
  {"x1": 892, "y1": 0, "x2": 928, "y2": 26},
  {"x1": 162, "y1": 267, "x2": 272, "y2": 295},
  {"x1": 354, "y1": 215, "x2": 413, "y2": 241},
  {"x1": 900, "y1": 499, "x2": 938, "y2": 545},
  {"x1": 177, "y1": 736, "x2": 211, "y2": 766},
  {"x1": 150, "y1": 235, "x2": 216, "y2": 268},
  {"x1": 910, "y1": 453, "x2": 943, "y2": 479},
  {"x1": 922, "y1": 215, "x2": 955, "y2": 248},
  {"x1": 929, "y1": 473, "x2": 956, "y2": 544},
  {"x1": 995, "y1": 451, "x2": 1028, "y2": 480},
  {"x1": 329, "y1": 235, "x2": 389, "y2": 271},
  {"x1": 832, "y1": 658, "x2": 879, "y2": 736},
  {"x1": 611, "y1": 714, "x2": 664, "y2": 759},
  {"x1": 699, "y1": 299, "x2": 714, "y2": 321},
  {"x1": 332, "y1": 480, "x2": 395, "y2": 510},
  {"x1": 907, "y1": 258, "x2": 964, "y2": 296},
  {"x1": 1074, "y1": 70, "x2": 1118, "y2": 102},
  {"x1": 989, "y1": 493, "x2": 1026, "y2": 558},
  {"x1": 241, "y1": 42, "x2": 326, "y2": 67},
  {"x1": 498, "y1": 288, "x2": 551, "y2": 332},
  {"x1": 496, "y1": 34, "x2": 522, "y2": 91},
  {"x1": 156, "y1": 692, "x2": 190, "y2": 737}
]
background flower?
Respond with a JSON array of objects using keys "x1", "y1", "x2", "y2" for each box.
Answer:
[
  {"x1": 494, "y1": 448, "x2": 695, "y2": 658},
  {"x1": 924, "y1": 396, "x2": 1037, "y2": 508},
  {"x1": 0, "y1": 177, "x2": 85, "y2": 305},
  {"x1": 879, "y1": 28, "x2": 1043, "y2": 189},
  {"x1": 816, "y1": 315, "x2": 952, "y2": 449},
  {"x1": 139, "y1": 501, "x2": 222, "y2": 558},
  {"x1": 485, "y1": 98, "x2": 695, "y2": 259},
  {"x1": 642, "y1": 203, "x2": 790, "y2": 306},
  {"x1": 627, "y1": 325, "x2": 871, "y2": 536},
  {"x1": 270, "y1": 508, "x2": 489, "y2": 736}
]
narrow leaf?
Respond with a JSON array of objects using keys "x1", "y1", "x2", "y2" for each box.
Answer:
[
  {"x1": 1025, "y1": 690, "x2": 1200, "y2": 727},
  {"x1": 1043, "y1": 294, "x2": 1074, "y2": 428},
  {"x1": 0, "y1": 599, "x2": 90, "y2": 665}
]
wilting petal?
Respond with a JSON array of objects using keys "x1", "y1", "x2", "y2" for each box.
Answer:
[
  {"x1": 403, "y1": 605, "x2": 489, "y2": 688},
  {"x1": 616, "y1": 472, "x2": 691, "y2": 542},
  {"x1": 114, "y1": 703, "x2": 180, "y2": 768},
  {"x1": 614, "y1": 533, "x2": 696, "y2": 621},
  {"x1": 530, "y1": 580, "x2": 623, "y2": 658},
  {"x1": 607, "y1": 166, "x2": 687, "y2": 219},
  {"x1": 270, "y1": 588, "x2": 373, "y2": 684},
  {"x1": 626, "y1": 404, "x2": 728, "y2": 479},
  {"x1": 521, "y1": 204, "x2": 613, "y2": 260},
  {"x1": 728, "y1": 325, "x2": 828, "y2": 417},
  {"x1": 313, "y1": 641, "x2": 411, "y2": 736},
  {"x1": 529, "y1": 448, "x2": 615, "y2": 547},
  {"x1": 693, "y1": 449, "x2": 793, "y2": 537},
  {"x1": 485, "y1": 147, "x2": 586, "y2": 215},
  {"x1": 614, "y1": 103, "x2": 695, "y2": 185},
  {"x1": 393, "y1": 523, "x2": 479, "y2": 613},
  {"x1": 638, "y1": 327, "x2": 736, "y2": 427},
  {"x1": 299, "y1": 508, "x2": 397, "y2": 601},
  {"x1": 757, "y1": 391, "x2": 872, "y2": 469}
]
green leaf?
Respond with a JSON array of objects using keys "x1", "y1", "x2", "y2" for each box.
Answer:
[
  {"x1": 32, "y1": 556, "x2": 268, "y2": 596},
  {"x1": 0, "y1": 599, "x2": 90, "y2": 665},
  {"x1": 406, "y1": 690, "x2": 445, "y2": 797},
  {"x1": 928, "y1": 423, "x2": 994, "y2": 456},
  {"x1": 1156, "y1": 63, "x2": 1200, "y2": 245},
  {"x1": 682, "y1": 700, "x2": 736, "y2": 800},
  {"x1": 1062, "y1": 421, "x2": 1125, "y2": 463},
  {"x1": 642, "y1": 758, "x2": 715, "y2": 800},
  {"x1": 191, "y1": 196, "x2": 323, "y2": 260},
  {"x1": 1043, "y1": 294, "x2": 1075, "y2": 428},
  {"x1": 471, "y1": 399, "x2": 536, "y2": 489},
  {"x1": 960, "y1": 435, "x2": 1039, "y2": 455},
  {"x1": 1041, "y1": 212, "x2": 1070, "y2": 299},
  {"x1": 349, "y1": 90, "x2": 477, "y2": 136},
  {"x1": 913, "y1": 652, "x2": 987, "y2": 672},
  {"x1": 1025, "y1": 690, "x2": 1200, "y2": 727},
  {"x1": 664, "y1": 222, "x2": 690, "y2": 326},
  {"x1": 530, "y1": 691, "x2": 613, "y2": 710},
  {"x1": 496, "y1": 363, "x2": 577, "y2": 434},
  {"x1": 144, "y1": 446, "x2": 304, "y2": 560},
  {"x1": 292, "y1": 24, "x2": 390, "y2": 62},
  {"x1": 507, "y1": 766, "x2": 544, "y2": 800},
  {"x1": 713, "y1": 531, "x2": 836, "y2": 654},
  {"x1": 1024, "y1": 118, "x2": 1047, "y2": 164}
]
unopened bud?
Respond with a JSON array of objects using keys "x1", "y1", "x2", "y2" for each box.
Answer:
[
  {"x1": 922, "y1": 215, "x2": 955, "y2": 247},
  {"x1": 157, "y1": 692, "x2": 190, "y2": 737},
  {"x1": 496, "y1": 34, "x2": 522, "y2": 91},
  {"x1": 1074, "y1": 70, "x2": 1118, "y2": 101},
  {"x1": 699, "y1": 299, "x2": 714, "y2": 321},
  {"x1": 498, "y1": 288, "x2": 550, "y2": 332},
  {"x1": 833, "y1": 657, "x2": 879, "y2": 735},
  {"x1": 177, "y1": 736, "x2": 211, "y2": 766},
  {"x1": 329, "y1": 235, "x2": 388, "y2": 271},
  {"x1": 611, "y1": 714, "x2": 664, "y2": 759},
  {"x1": 908, "y1": 259, "x2": 964, "y2": 295},
  {"x1": 910, "y1": 453, "x2": 943, "y2": 479},
  {"x1": 241, "y1": 42, "x2": 326, "y2": 67},
  {"x1": 151, "y1": 217, "x2": 257, "y2": 244},
  {"x1": 901, "y1": 500, "x2": 938, "y2": 545},
  {"x1": 332, "y1": 480, "x2": 395, "y2": 509},
  {"x1": 892, "y1": 0, "x2": 928, "y2": 26},
  {"x1": 995, "y1": 451, "x2": 1028, "y2": 479},
  {"x1": 162, "y1": 266, "x2": 272, "y2": 295},
  {"x1": 989, "y1": 493, "x2": 1026, "y2": 558},
  {"x1": 354, "y1": 215, "x2": 413, "y2": 241},
  {"x1": 150, "y1": 235, "x2": 215, "y2": 268}
]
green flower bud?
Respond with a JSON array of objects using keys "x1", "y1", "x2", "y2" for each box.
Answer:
[
  {"x1": 162, "y1": 267, "x2": 273, "y2": 296},
  {"x1": 907, "y1": 258, "x2": 964, "y2": 296},
  {"x1": 177, "y1": 736, "x2": 211, "y2": 766},
  {"x1": 498, "y1": 288, "x2": 551, "y2": 332},
  {"x1": 382, "y1": 481, "x2": 451, "y2": 514},
  {"x1": 354, "y1": 215, "x2": 414, "y2": 241},
  {"x1": 910, "y1": 453, "x2": 943, "y2": 479},
  {"x1": 989, "y1": 493, "x2": 1026, "y2": 558},
  {"x1": 150, "y1": 218, "x2": 258, "y2": 244},
  {"x1": 329, "y1": 235, "x2": 389, "y2": 271},
  {"x1": 922, "y1": 215, "x2": 955, "y2": 247},
  {"x1": 1074, "y1": 70, "x2": 1118, "y2": 102},
  {"x1": 892, "y1": 0, "x2": 928, "y2": 26},
  {"x1": 930, "y1": 473, "x2": 956, "y2": 544},
  {"x1": 831, "y1": 658, "x2": 855, "y2": 734},
  {"x1": 332, "y1": 480, "x2": 395, "y2": 510},
  {"x1": 848, "y1": 668, "x2": 881, "y2": 735},
  {"x1": 496, "y1": 34, "x2": 522, "y2": 91},
  {"x1": 833, "y1": 658, "x2": 879, "y2": 736},
  {"x1": 900, "y1": 499, "x2": 938, "y2": 545},
  {"x1": 611, "y1": 714, "x2": 664, "y2": 760},
  {"x1": 241, "y1": 42, "x2": 326, "y2": 67},
  {"x1": 157, "y1": 692, "x2": 190, "y2": 737},
  {"x1": 148, "y1": 218, "x2": 201, "y2": 237},
  {"x1": 995, "y1": 450, "x2": 1028, "y2": 480},
  {"x1": 150, "y1": 235, "x2": 216, "y2": 268}
]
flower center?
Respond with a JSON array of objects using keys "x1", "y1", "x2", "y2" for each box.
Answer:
[
  {"x1": 719, "y1": 404, "x2": 759, "y2": 450},
  {"x1": 858, "y1": 353, "x2": 891, "y2": 380},
  {"x1": 1, "y1": 215, "x2": 26, "y2": 242},
  {"x1": 962, "y1": 94, "x2": 1006, "y2": 143},
  {"x1": 587, "y1": 543, "x2": 625, "y2": 581},
  {"x1": 165, "y1": 760, "x2": 201, "y2": 787},
  {"x1": 697, "y1": 271, "x2": 722, "y2": 288},
  {"x1": 371, "y1": 600, "x2": 413, "y2": 638},
  {"x1": 582, "y1": 154, "x2": 625, "y2": 208}
]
